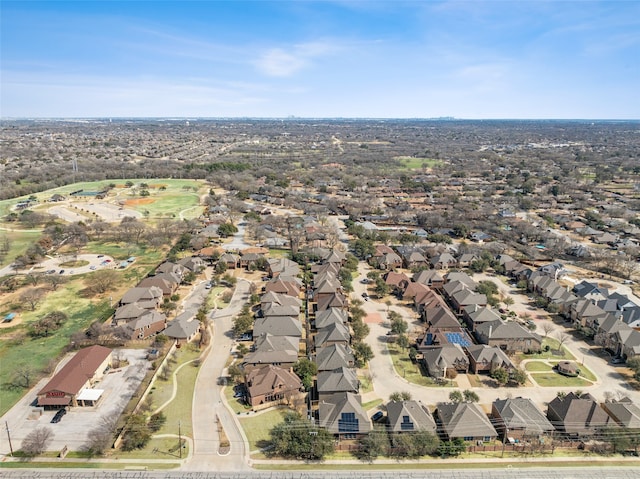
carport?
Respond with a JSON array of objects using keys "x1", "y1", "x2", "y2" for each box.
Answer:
[{"x1": 76, "y1": 388, "x2": 104, "y2": 407}]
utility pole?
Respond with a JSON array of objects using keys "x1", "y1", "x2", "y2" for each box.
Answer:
[
  {"x1": 178, "y1": 420, "x2": 182, "y2": 459},
  {"x1": 5, "y1": 421, "x2": 14, "y2": 456}
]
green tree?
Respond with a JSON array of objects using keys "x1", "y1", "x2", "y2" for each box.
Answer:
[
  {"x1": 270, "y1": 412, "x2": 334, "y2": 460},
  {"x1": 463, "y1": 389, "x2": 480, "y2": 403},
  {"x1": 121, "y1": 415, "x2": 152, "y2": 451},
  {"x1": 353, "y1": 342, "x2": 374, "y2": 367},
  {"x1": 448, "y1": 390, "x2": 463, "y2": 403},
  {"x1": 232, "y1": 308, "x2": 253, "y2": 337},
  {"x1": 293, "y1": 358, "x2": 318, "y2": 391},
  {"x1": 374, "y1": 277, "x2": 390, "y2": 298},
  {"x1": 355, "y1": 426, "x2": 388, "y2": 461},
  {"x1": 510, "y1": 368, "x2": 528, "y2": 386},
  {"x1": 218, "y1": 222, "x2": 238, "y2": 237},
  {"x1": 396, "y1": 334, "x2": 410, "y2": 351},
  {"x1": 390, "y1": 313, "x2": 408, "y2": 335},
  {"x1": 490, "y1": 367, "x2": 509, "y2": 386},
  {"x1": 438, "y1": 438, "x2": 467, "y2": 456}
]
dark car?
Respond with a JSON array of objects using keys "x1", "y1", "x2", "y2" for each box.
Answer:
[
  {"x1": 51, "y1": 408, "x2": 67, "y2": 423},
  {"x1": 371, "y1": 411, "x2": 384, "y2": 422},
  {"x1": 611, "y1": 357, "x2": 625, "y2": 364}
]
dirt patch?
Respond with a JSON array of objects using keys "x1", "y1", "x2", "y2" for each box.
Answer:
[
  {"x1": 124, "y1": 198, "x2": 155, "y2": 206},
  {"x1": 365, "y1": 312, "x2": 383, "y2": 324}
]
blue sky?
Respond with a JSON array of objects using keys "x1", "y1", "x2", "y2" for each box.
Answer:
[{"x1": 1, "y1": 1, "x2": 639, "y2": 118}]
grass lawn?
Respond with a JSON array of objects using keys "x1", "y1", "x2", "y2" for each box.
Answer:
[
  {"x1": 148, "y1": 346, "x2": 201, "y2": 413},
  {"x1": 529, "y1": 372, "x2": 591, "y2": 387},
  {"x1": 111, "y1": 436, "x2": 188, "y2": 461},
  {"x1": 153, "y1": 347, "x2": 204, "y2": 439},
  {"x1": 525, "y1": 361, "x2": 554, "y2": 372},
  {"x1": 266, "y1": 248, "x2": 289, "y2": 258},
  {"x1": 224, "y1": 385, "x2": 252, "y2": 414},
  {"x1": 518, "y1": 337, "x2": 575, "y2": 361},
  {"x1": 359, "y1": 373, "x2": 374, "y2": 393},
  {"x1": 387, "y1": 343, "x2": 438, "y2": 387},
  {"x1": 362, "y1": 398, "x2": 383, "y2": 411},
  {"x1": 0, "y1": 230, "x2": 42, "y2": 268},
  {"x1": 239, "y1": 408, "x2": 290, "y2": 453}
]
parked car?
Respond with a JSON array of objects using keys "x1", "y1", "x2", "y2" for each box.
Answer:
[
  {"x1": 360, "y1": 278, "x2": 371, "y2": 284},
  {"x1": 371, "y1": 411, "x2": 384, "y2": 422},
  {"x1": 90, "y1": 265, "x2": 96, "y2": 270},
  {"x1": 205, "y1": 282, "x2": 212, "y2": 289},
  {"x1": 46, "y1": 269, "x2": 56, "y2": 274},
  {"x1": 51, "y1": 408, "x2": 67, "y2": 423},
  {"x1": 611, "y1": 356, "x2": 625, "y2": 364},
  {"x1": 59, "y1": 270, "x2": 65, "y2": 274}
]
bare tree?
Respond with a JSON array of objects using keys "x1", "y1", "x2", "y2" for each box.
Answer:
[
  {"x1": 542, "y1": 322, "x2": 554, "y2": 338},
  {"x1": 85, "y1": 415, "x2": 117, "y2": 455},
  {"x1": 20, "y1": 287, "x2": 46, "y2": 311},
  {"x1": 11, "y1": 364, "x2": 36, "y2": 389},
  {"x1": 556, "y1": 332, "x2": 570, "y2": 353},
  {"x1": 45, "y1": 274, "x2": 66, "y2": 291},
  {"x1": 87, "y1": 270, "x2": 119, "y2": 294},
  {"x1": 21, "y1": 426, "x2": 54, "y2": 456}
]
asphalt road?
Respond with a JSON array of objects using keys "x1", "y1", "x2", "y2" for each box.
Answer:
[{"x1": 1, "y1": 466, "x2": 638, "y2": 479}]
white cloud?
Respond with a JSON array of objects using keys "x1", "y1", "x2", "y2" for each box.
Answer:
[{"x1": 255, "y1": 41, "x2": 339, "y2": 77}]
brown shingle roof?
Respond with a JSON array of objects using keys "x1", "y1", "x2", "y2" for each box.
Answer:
[{"x1": 38, "y1": 345, "x2": 112, "y2": 396}]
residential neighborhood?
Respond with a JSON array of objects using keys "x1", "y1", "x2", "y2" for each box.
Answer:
[{"x1": 1, "y1": 119, "x2": 639, "y2": 472}]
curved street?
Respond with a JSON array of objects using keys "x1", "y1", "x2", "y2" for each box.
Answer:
[{"x1": 353, "y1": 263, "x2": 640, "y2": 407}]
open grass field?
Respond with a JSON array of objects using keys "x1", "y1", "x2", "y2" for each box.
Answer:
[
  {"x1": 239, "y1": 407, "x2": 290, "y2": 453},
  {"x1": 394, "y1": 156, "x2": 443, "y2": 170},
  {"x1": 517, "y1": 337, "x2": 575, "y2": 361},
  {"x1": 0, "y1": 229, "x2": 42, "y2": 267},
  {"x1": 0, "y1": 296, "x2": 113, "y2": 416}
]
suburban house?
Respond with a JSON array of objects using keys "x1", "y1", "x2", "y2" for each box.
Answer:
[
  {"x1": 315, "y1": 321, "x2": 351, "y2": 348},
  {"x1": 491, "y1": 397, "x2": 554, "y2": 440},
  {"x1": 244, "y1": 365, "x2": 303, "y2": 409},
  {"x1": 413, "y1": 269, "x2": 445, "y2": 291},
  {"x1": 219, "y1": 253, "x2": 240, "y2": 269},
  {"x1": 315, "y1": 343, "x2": 355, "y2": 371},
  {"x1": 112, "y1": 303, "x2": 147, "y2": 326},
  {"x1": 465, "y1": 345, "x2": 514, "y2": 374},
  {"x1": 267, "y1": 258, "x2": 301, "y2": 278},
  {"x1": 386, "y1": 400, "x2": 437, "y2": 434},
  {"x1": 430, "y1": 252, "x2": 457, "y2": 270},
  {"x1": 420, "y1": 343, "x2": 469, "y2": 378},
  {"x1": 314, "y1": 308, "x2": 348, "y2": 330},
  {"x1": 318, "y1": 392, "x2": 372, "y2": 440},
  {"x1": 164, "y1": 309, "x2": 201, "y2": 344},
  {"x1": 317, "y1": 366, "x2": 359, "y2": 401},
  {"x1": 464, "y1": 305, "x2": 502, "y2": 332},
  {"x1": 601, "y1": 397, "x2": 640, "y2": 429},
  {"x1": 242, "y1": 334, "x2": 300, "y2": 371},
  {"x1": 119, "y1": 286, "x2": 163, "y2": 309},
  {"x1": 253, "y1": 316, "x2": 303, "y2": 338},
  {"x1": 116, "y1": 310, "x2": 166, "y2": 340},
  {"x1": 436, "y1": 402, "x2": 498, "y2": 442},
  {"x1": 37, "y1": 345, "x2": 112, "y2": 409},
  {"x1": 475, "y1": 320, "x2": 542, "y2": 354},
  {"x1": 137, "y1": 276, "x2": 178, "y2": 297},
  {"x1": 546, "y1": 392, "x2": 613, "y2": 438},
  {"x1": 265, "y1": 276, "x2": 303, "y2": 297}
]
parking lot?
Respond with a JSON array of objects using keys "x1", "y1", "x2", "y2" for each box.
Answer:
[{"x1": 1, "y1": 348, "x2": 149, "y2": 454}]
